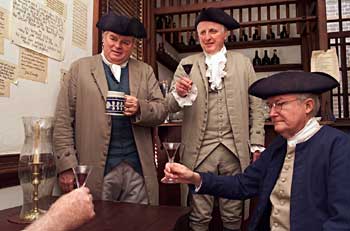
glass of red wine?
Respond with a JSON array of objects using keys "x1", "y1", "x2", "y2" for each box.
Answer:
[
  {"x1": 161, "y1": 142, "x2": 181, "y2": 184},
  {"x1": 72, "y1": 165, "x2": 92, "y2": 188}
]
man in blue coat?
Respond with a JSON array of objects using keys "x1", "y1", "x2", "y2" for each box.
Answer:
[{"x1": 163, "y1": 71, "x2": 350, "y2": 231}]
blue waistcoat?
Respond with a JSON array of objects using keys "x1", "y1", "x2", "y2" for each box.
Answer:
[{"x1": 103, "y1": 62, "x2": 142, "y2": 175}]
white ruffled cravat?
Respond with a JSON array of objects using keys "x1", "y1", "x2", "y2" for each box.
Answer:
[
  {"x1": 204, "y1": 46, "x2": 227, "y2": 91},
  {"x1": 101, "y1": 51, "x2": 128, "y2": 82},
  {"x1": 287, "y1": 117, "x2": 321, "y2": 147}
]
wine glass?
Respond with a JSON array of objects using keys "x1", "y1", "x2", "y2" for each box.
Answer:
[
  {"x1": 160, "y1": 80, "x2": 170, "y2": 123},
  {"x1": 72, "y1": 165, "x2": 92, "y2": 188},
  {"x1": 161, "y1": 142, "x2": 181, "y2": 184}
]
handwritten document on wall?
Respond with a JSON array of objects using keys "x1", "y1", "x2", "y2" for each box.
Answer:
[
  {"x1": 311, "y1": 48, "x2": 340, "y2": 82},
  {"x1": 11, "y1": 0, "x2": 66, "y2": 61},
  {"x1": 45, "y1": 0, "x2": 67, "y2": 18},
  {"x1": 0, "y1": 77, "x2": 10, "y2": 97},
  {"x1": 0, "y1": 7, "x2": 9, "y2": 39},
  {"x1": 19, "y1": 48, "x2": 48, "y2": 83},
  {"x1": 0, "y1": 37, "x2": 3, "y2": 55},
  {"x1": 72, "y1": 0, "x2": 88, "y2": 50},
  {"x1": 0, "y1": 59, "x2": 18, "y2": 84}
]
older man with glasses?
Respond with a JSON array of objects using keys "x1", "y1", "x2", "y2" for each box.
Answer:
[{"x1": 163, "y1": 71, "x2": 350, "y2": 231}]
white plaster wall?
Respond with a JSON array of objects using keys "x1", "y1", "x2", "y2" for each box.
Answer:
[{"x1": 0, "y1": 0, "x2": 94, "y2": 209}]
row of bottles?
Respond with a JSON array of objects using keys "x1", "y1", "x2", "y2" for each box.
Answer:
[
  {"x1": 228, "y1": 25, "x2": 289, "y2": 43},
  {"x1": 252, "y1": 49, "x2": 280, "y2": 65},
  {"x1": 156, "y1": 15, "x2": 290, "y2": 40},
  {"x1": 166, "y1": 25, "x2": 289, "y2": 46}
]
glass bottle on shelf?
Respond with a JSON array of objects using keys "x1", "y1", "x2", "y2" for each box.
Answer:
[
  {"x1": 165, "y1": 16, "x2": 171, "y2": 28},
  {"x1": 165, "y1": 16, "x2": 171, "y2": 42},
  {"x1": 240, "y1": 29, "x2": 248, "y2": 42},
  {"x1": 172, "y1": 22, "x2": 179, "y2": 44},
  {"x1": 227, "y1": 34, "x2": 232, "y2": 43},
  {"x1": 252, "y1": 28, "x2": 260, "y2": 40},
  {"x1": 180, "y1": 35, "x2": 186, "y2": 46},
  {"x1": 158, "y1": 42, "x2": 165, "y2": 53},
  {"x1": 280, "y1": 25, "x2": 289, "y2": 39},
  {"x1": 270, "y1": 49, "x2": 280, "y2": 65},
  {"x1": 227, "y1": 33, "x2": 237, "y2": 43},
  {"x1": 266, "y1": 28, "x2": 276, "y2": 40},
  {"x1": 156, "y1": 16, "x2": 164, "y2": 29},
  {"x1": 252, "y1": 50, "x2": 262, "y2": 65},
  {"x1": 231, "y1": 33, "x2": 237, "y2": 42},
  {"x1": 262, "y1": 50, "x2": 271, "y2": 65},
  {"x1": 188, "y1": 32, "x2": 196, "y2": 46}
]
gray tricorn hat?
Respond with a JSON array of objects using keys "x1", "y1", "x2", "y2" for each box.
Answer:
[
  {"x1": 195, "y1": 7, "x2": 240, "y2": 30},
  {"x1": 96, "y1": 12, "x2": 147, "y2": 38},
  {"x1": 248, "y1": 71, "x2": 339, "y2": 99}
]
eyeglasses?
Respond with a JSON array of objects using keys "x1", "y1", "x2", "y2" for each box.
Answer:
[{"x1": 264, "y1": 99, "x2": 300, "y2": 113}]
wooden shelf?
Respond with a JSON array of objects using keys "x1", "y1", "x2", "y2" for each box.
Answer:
[
  {"x1": 153, "y1": 0, "x2": 297, "y2": 15},
  {"x1": 156, "y1": 50, "x2": 301, "y2": 73},
  {"x1": 156, "y1": 16, "x2": 316, "y2": 33},
  {"x1": 172, "y1": 38, "x2": 301, "y2": 53},
  {"x1": 253, "y1": 63, "x2": 302, "y2": 72},
  {"x1": 156, "y1": 51, "x2": 179, "y2": 72}
]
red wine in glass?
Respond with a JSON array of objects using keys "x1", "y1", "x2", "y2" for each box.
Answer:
[
  {"x1": 72, "y1": 165, "x2": 92, "y2": 188},
  {"x1": 77, "y1": 173, "x2": 88, "y2": 187}
]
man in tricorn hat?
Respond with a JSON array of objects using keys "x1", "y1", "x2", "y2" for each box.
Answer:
[
  {"x1": 53, "y1": 12, "x2": 167, "y2": 205},
  {"x1": 163, "y1": 71, "x2": 350, "y2": 230},
  {"x1": 166, "y1": 7, "x2": 265, "y2": 231}
]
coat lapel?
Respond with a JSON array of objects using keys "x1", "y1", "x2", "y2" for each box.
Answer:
[
  {"x1": 91, "y1": 55, "x2": 108, "y2": 101},
  {"x1": 128, "y1": 59, "x2": 140, "y2": 97},
  {"x1": 196, "y1": 53, "x2": 209, "y2": 96}
]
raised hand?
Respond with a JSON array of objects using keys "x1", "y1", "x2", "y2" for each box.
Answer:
[{"x1": 175, "y1": 76, "x2": 193, "y2": 97}]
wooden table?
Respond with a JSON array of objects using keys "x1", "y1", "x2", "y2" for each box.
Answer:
[{"x1": 0, "y1": 200, "x2": 190, "y2": 231}]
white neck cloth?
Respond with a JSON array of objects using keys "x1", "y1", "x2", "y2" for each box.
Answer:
[
  {"x1": 204, "y1": 46, "x2": 227, "y2": 91},
  {"x1": 101, "y1": 51, "x2": 128, "y2": 82},
  {"x1": 287, "y1": 117, "x2": 321, "y2": 147}
]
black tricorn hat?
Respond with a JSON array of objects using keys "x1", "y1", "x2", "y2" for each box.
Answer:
[
  {"x1": 96, "y1": 12, "x2": 147, "y2": 38},
  {"x1": 248, "y1": 71, "x2": 339, "y2": 99},
  {"x1": 195, "y1": 8, "x2": 240, "y2": 30}
]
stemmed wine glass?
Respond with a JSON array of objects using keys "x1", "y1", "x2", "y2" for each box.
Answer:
[
  {"x1": 72, "y1": 165, "x2": 92, "y2": 188},
  {"x1": 160, "y1": 80, "x2": 170, "y2": 123},
  {"x1": 161, "y1": 142, "x2": 181, "y2": 184}
]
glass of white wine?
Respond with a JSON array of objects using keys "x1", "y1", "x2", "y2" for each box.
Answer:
[{"x1": 161, "y1": 142, "x2": 181, "y2": 184}]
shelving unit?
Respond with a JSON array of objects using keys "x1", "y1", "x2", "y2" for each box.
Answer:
[
  {"x1": 253, "y1": 63, "x2": 302, "y2": 72},
  {"x1": 149, "y1": 0, "x2": 326, "y2": 78}
]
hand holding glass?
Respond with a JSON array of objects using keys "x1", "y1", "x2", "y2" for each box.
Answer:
[
  {"x1": 72, "y1": 165, "x2": 92, "y2": 188},
  {"x1": 161, "y1": 142, "x2": 181, "y2": 184}
]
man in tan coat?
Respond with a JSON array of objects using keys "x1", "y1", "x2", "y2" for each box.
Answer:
[
  {"x1": 53, "y1": 12, "x2": 167, "y2": 206},
  {"x1": 166, "y1": 8, "x2": 265, "y2": 231}
]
